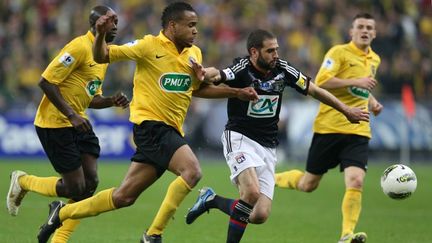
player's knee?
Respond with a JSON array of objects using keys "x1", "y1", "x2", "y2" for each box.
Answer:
[
  {"x1": 300, "y1": 182, "x2": 318, "y2": 192},
  {"x1": 347, "y1": 176, "x2": 364, "y2": 189},
  {"x1": 250, "y1": 209, "x2": 270, "y2": 224},
  {"x1": 85, "y1": 176, "x2": 99, "y2": 196},
  {"x1": 112, "y1": 191, "x2": 137, "y2": 208},
  {"x1": 65, "y1": 182, "x2": 87, "y2": 198},
  {"x1": 182, "y1": 163, "x2": 202, "y2": 188}
]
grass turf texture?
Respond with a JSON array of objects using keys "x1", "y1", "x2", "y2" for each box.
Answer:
[{"x1": 1, "y1": 159, "x2": 431, "y2": 243}]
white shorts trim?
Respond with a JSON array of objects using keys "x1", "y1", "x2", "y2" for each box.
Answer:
[{"x1": 221, "y1": 130, "x2": 277, "y2": 199}]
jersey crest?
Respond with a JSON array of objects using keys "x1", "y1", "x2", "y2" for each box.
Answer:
[
  {"x1": 247, "y1": 95, "x2": 279, "y2": 118},
  {"x1": 86, "y1": 80, "x2": 102, "y2": 97}
]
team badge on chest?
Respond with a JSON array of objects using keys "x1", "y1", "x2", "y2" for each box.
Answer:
[
  {"x1": 247, "y1": 95, "x2": 279, "y2": 118},
  {"x1": 86, "y1": 80, "x2": 102, "y2": 97}
]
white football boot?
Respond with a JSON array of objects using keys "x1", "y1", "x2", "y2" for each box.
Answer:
[{"x1": 6, "y1": 170, "x2": 28, "y2": 216}]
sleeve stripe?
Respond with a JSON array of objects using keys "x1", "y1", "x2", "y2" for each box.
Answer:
[
  {"x1": 230, "y1": 58, "x2": 249, "y2": 73},
  {"x1": 277, "y1": 59, "x2": 299, "y2": 77}
]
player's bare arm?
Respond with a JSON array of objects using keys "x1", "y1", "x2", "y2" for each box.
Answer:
[
  {"x1": 193, "y1": 83, "x2": 258, "y2": 102},
  {"x1": 308, "y1": 82, "x2": 369, "y2": 123},
  {"x1": 203, "y1": 67, "x2": 222, "y2": 83},
  {"x1": 93, "y1": 13, "x2": 116, "y2": 63},
  {"x1": 369, "y1": 94, "x2": 383, "y2": 116},
  {"x1": 89, "y1": 92, "x2": 129, "y2": 109},
  {"x1": 38, "y1": 78, "x2": 92, "y2": 132},
  {"x1": 319, "y1": 76, "x2": 377, "y2": 91}
]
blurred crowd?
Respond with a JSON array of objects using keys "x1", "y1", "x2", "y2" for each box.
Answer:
[{"x1": 1, "y1": 0, "x2": 432, "y2": 117}]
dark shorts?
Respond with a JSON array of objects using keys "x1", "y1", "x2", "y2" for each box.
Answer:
[
  {"x1": 35, "y1": 126, "x2": 100, "y2": 174},
  {"x1": 306, "y1": 133, "x2": 369, "y2": 175},
  {"x1": 131, "y1": 121, "x2": 187, "y2": 177}
]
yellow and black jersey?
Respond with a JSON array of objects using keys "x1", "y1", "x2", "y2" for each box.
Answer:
[
  {"x1": 34, "y1": 31, "x2": 108, "y2": 128},
  {"x1": 109, "y1": 31, "x2": 203, "y2": 136},
  {"x1": 313, "y1": 41, "x2": 381, "y2": 138}
]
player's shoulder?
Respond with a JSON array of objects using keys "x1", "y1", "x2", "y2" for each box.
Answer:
[
  {"x1": 328, "y1": 43, "x2": 349, "y2": 53},
  {"x1": 228, "y1": 56, "x2": 249, "y2": 73},
  {"x1": 369, "y1": 48, "x2": 381, "y2": 62},
  {"x1": 60, "y1": 33, "x2": 90, "y2": 57},
  {"x1": 189, "y1": 44, "x2": 202, "y2": 54}
]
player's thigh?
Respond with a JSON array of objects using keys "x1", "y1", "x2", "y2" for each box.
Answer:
[
  {"x1": 131, "y1": 121, "x2": 188, "y2": 178},
  {"x1": 339, "y1": 135, "x2": 369, "y2": 172},
  {"x1": 77, "y1": 128, "x2": 101, "y2": 180},
  {"x1": 81, "y1": 153, "x2": 98, "y2": 181},
  {"x1": 237, "y1": 168, "x2": 260, "y2": 198},
  {"x1": 35, "y1": 126, "x2": 83, "y2": 174},
  {"x1": 168, "y1": 144, "x2": 200, "y2": 177},
  {"x1": 115, "y1": 162, "x2": 159, "y2": 200},
  {"x1": 306, "y1": 133, "x2": 344, "y2": 174}
]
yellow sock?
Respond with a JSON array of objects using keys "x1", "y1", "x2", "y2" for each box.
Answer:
[
  {"x1": 147, "y1": 176, "x2": 192, "y2": 235},
  {"x1": 51, "y1": 200, "x2": 80, "y2": 243},
  {"x1": 19, "y1": 175, "x2": 59, "y2": 197},
  {"x1": 341, "y1": 188, "x2": 362, "y2": 237},
  {"x1": 275, "y1": 170, "x2": 304, "y2": 189},
  {"x1": 60, "y1": 188, "x2": 116, "y2": 221}
]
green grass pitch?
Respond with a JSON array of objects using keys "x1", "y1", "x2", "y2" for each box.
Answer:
[{"x1": 1, "y1": 159, "x2": 431, "y2": 242}]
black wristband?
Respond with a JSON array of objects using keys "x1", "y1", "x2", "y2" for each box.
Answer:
[{"x1": 214, "y1": 70, "x2": 227, "y2": 86}]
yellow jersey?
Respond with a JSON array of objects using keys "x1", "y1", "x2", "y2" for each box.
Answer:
[
  {"x1": 109, "y1": 31, "x2": 203, "y2": 136},
  {"x1": 313, "y1": 41, "x2": 381, "y2": 138},
  {"x1": 34, "y1": 31, "x2": 108, "y2": 128}
]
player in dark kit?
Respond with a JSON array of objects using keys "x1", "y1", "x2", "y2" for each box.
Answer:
[{"x1": 187, "y1": 29, "x2": 370, "y2": 243}]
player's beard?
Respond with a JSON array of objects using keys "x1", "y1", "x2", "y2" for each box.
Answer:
[{"x1": 256, "y1": 55, "x2": 273, "y2": 71}]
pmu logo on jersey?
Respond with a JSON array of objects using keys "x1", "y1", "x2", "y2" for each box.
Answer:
[
  {"x1": 159, "y1": 73, "x2": 191, "y2": 92},
  {"x1": 86, "y1": 80, "x2": 102, "y2": 97},
  {"x1": 348, "y1": 86, "x2": 369, "y2": 99},
  {"x1": 247, "y1": 95, "x2": 279, "y2": 118}
]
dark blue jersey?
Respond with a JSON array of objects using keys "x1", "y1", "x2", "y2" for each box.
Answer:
[{"x1": 220, "y1": 57, "x2": 310, "y2": 148}]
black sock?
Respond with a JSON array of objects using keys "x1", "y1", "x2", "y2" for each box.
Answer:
[
  {"x1": 205, "y1": 195, "x2": 235, "y2": 216},
  {"x1": 226, "y1": 200, "x2": 252, "y2": 243}
]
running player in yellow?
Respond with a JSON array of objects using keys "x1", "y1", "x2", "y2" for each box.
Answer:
[
  {"x1": 6, "y1": 5, "x2": 129, "y2": 243},
  {"x1": 36, "y1": 2, "x2": 258, "y2": 243},
  {"x1": 275, "y1": 13, "x2": 383, "y2": 243}
]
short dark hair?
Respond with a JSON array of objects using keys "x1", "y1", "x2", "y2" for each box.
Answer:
[
  {"x1": 89, "y1": 5, "x2": 113, "y2": 28},
  {"x1": 246, "y1": 29, "x2": 275, "y2": 54},
  {"x1": 161, "y1": 2, "x2": 196, "y2": 29},
  {"x1": 353, "y1": 13, "x2": 374, "y2": 21}
]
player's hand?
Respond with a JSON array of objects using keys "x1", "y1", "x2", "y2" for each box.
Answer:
[
  {"x1": 344, "y1": 107, "x2": 370, "y2": 124},
  {"x1": 112, "y1": 92, "x2": 130, "y2": 109},
  {"x1": 95, "y1": 13, "x2": 116, "y2": 35},
  {"x1": 237, "y1": 87, "x2": 259, "y2": 102},
  {"x1": 190, "y1": 58, "x2": 206, "y2": 81},
  {"x1": 68, "y1": 114, "x2": 92, "y2": 132},
  {"x1": 353, "y1": 77, "x2": 377, "y2": 91},
  {"x1": 369, "y1": 100, "x2": 383, "y2": 116}
]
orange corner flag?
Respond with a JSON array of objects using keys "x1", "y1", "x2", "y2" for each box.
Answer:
[{"x1": 401, "y1": 84, "x2": 416, "y2": 120}]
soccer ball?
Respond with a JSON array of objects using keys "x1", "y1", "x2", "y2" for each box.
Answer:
[{"x1": 380, "y1": 164, "x2": 417, "y2": 200}]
